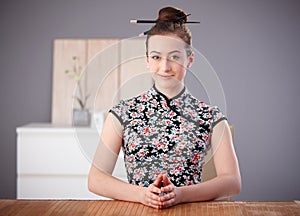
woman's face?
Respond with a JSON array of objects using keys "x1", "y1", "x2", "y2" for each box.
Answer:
[{"x1": 146, "y1": 34, "x2": 194, "y2": 90}]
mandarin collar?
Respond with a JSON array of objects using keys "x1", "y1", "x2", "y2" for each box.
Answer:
[{"x1": 152, "y1": 84, "x2": 187, "y2": 103}]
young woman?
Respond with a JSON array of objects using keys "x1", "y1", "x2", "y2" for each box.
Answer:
[{"x1": 88, "y1": 6, "x2": 241, "y2": 209}]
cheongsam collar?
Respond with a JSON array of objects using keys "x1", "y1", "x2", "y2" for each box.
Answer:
[{"x1": 152, "y1": 84, "x2": 188, "y2": 105}]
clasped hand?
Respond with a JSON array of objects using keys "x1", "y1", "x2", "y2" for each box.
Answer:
[{"x1": 140, "y1": 174, "x2": 180, "y2": 209}]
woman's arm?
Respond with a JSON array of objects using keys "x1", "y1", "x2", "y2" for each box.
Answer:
[
  {"x1": 88, "y1": 113, "x2": 164, "y2": 208},
  {"x1": 88, "y1": 113, "x2": 139, "y2": 201},
  {"x1": 160, "y1": 120, "x2": 241, "y2": 207}
]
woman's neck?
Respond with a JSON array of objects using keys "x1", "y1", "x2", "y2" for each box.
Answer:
[{"x1": 154, "y1": 83, "x2": 185, "y2": 99}]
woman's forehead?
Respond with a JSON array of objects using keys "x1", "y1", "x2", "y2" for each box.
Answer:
[{"x1": 148, "y1": 35, "x2": 186, "y2": 53}]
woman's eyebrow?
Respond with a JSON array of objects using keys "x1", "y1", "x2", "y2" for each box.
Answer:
[
  {"x1": 149, "y1": 50, "x2": 181, "y2": 55},
  {"x1": 149, "y1": 51, "x2": 161, "y2": 54},
  {"x1": 168, "y1": 50, "x2": 181, "y2": 54}
]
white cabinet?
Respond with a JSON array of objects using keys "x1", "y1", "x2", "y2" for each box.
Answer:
[{"x1": 17, "y1": 123, "x2": 127, "y2": 199}]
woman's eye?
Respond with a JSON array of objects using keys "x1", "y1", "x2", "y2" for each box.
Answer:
[
  {"x1": 151, "y1": 55, "x2": 160, "y2": 60},
  {"x1": 169, "y1": 55, "x2": 180, "y2": 61}
]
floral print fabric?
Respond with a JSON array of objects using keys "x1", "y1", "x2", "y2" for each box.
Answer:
[{"x1": 109, "y1": 85, "x2": 227, "y2": 187}]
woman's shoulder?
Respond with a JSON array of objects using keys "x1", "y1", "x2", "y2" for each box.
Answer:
[
  {"x1": 186, "y1": 93, "x2": 226, "y2": 121},
  {"x1": 112, "y1": 88, "x2": 153, "y2": 109},
  {"x1": 186, "y1": 93, "x2": 216, "y2": 110}
]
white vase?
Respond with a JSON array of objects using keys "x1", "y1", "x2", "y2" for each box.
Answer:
[{"x1": 73, "y1": 109, "x2": 91, "y2": 127}]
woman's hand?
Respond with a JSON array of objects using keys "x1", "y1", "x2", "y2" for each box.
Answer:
[
  {"x1": 139, "y1": 175, "x2": 164, "y2": 209},
  {"x1": 139, "y1": 174, "x2": 182, "y2": 209},
  {"x1": 159, "y1": 174, "x2": 181, "y2": 208}
]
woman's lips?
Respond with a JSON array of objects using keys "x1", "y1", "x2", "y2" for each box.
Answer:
[{"x1": 158, "y1": 74, "x2": 174, "y2": 80}]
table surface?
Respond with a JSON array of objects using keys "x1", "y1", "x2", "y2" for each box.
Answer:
[{"x1": 0, "y1": 200, "x2": 299, "y2": 216}]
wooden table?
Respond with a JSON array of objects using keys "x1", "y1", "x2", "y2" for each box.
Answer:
[{"x1": 0, "y1": 200, "x2": 299, "y2": 216}]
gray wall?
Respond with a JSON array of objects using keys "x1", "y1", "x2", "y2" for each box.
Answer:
[{"x1": 1, "y1": 0, "x2": 299, "y2": 200}]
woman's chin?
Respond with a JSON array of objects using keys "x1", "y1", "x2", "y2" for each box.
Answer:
[{"x1": 155, "y1": 78, "x2": 182, "y2": 90}]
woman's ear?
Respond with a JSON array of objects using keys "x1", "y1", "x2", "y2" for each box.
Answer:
[{"x1": 187, "y1": 52, "x2": 194, "y2": 68}]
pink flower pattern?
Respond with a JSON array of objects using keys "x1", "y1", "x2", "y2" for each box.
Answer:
[{"x1": 110, "y1": 85, "x2": 226, "y2": 187}]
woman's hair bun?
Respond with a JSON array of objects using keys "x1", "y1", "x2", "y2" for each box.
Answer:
[
  {"x1": 145, "y1": 6, "x2": 193, "y2": 55},
  {"x1": 156, "y1": 7, "x2": 187, "y2": 24}
]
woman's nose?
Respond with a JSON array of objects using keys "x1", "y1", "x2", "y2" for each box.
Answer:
[{"x1": 160, "y1": 57, "x2": 171, "y2": 72}]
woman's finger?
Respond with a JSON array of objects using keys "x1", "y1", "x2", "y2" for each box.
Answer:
[
  {"x1": 161, "y1": 177, "x2": 175, "y2": 193},
  {"x1": 148, "y1": 196, "x2": 162, "y2": 206},
  {"x1": 148, "y1": 191, "x2": 161, "y2": 201},
  {"x1": 161, "y1": 184, "x2": 174, "y2": 193},
  {"x1": 146, "y1": 191, "x2": 164, "y2": 209},
  {"x1": 146, "y1": 200, "x2": 160, "y2": 209},
  {"x1": 159, "y1": 192, "x2": 176, "y2": 202},
  {"x1": 162, "y1": 197, "x2": 175, "y2": 208},
  {"x1": 162, "y1": 174, "x2": 171, "y2": 185},
  {"x1": 153, "y1": 174, "x2": 163, "y2": 187},
  {"x1": 148, "y1": 183, "x2": 161, "y2": 194}
]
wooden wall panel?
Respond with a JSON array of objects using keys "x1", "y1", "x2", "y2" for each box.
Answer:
[
  {"x1": 119, "y1": 38, "x2": 153, "y2": 100},
  {"x1": 51, "y1": 38, "x2": 152, "y2": 126},
  {"x1": 86, "y1": 39, "x2": 120, "y2": 112},
  {"x1": 52, "y1": 39, "x2": 87, "y2": 125}
]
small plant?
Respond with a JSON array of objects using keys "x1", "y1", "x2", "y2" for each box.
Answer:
[{"x1": 65, "y1": 56, "x2": 89, "y2": 109}]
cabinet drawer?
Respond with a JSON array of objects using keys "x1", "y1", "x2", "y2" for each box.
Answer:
[
  {"x1": 17, "y1": 175, "x2": 104, "y2": 199},
  {"x1": 17, "y1": 131, "x2": 98, "y2": 175},
  {"x1": 16, "y1": 124, "x2": 129, "y2": 200},
  {"x1": 17, "y1": 129, "x2": 127, "y2": 179}
]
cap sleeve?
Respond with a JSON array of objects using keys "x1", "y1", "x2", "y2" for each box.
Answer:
[
  {"x1": 209, "y1": 106, "x2": 227, "y2": 128},
  {"x1": 108, "y1": 100, "x2": 127, "y2": 126}
]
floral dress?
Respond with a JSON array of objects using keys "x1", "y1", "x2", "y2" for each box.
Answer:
[{"x1": 109, "y1": 85, "x2": 227, "y2": 187}]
